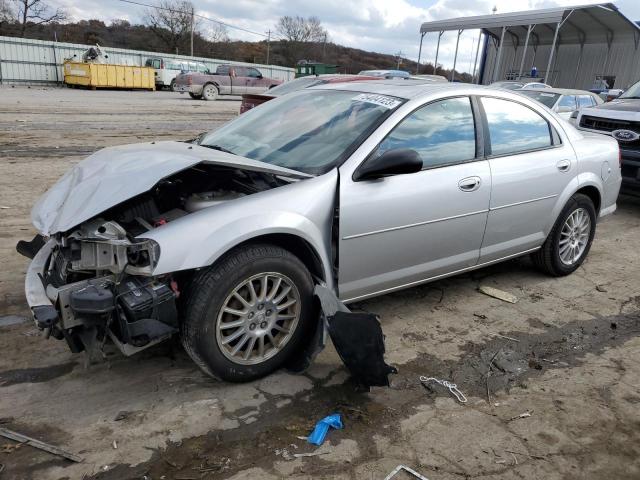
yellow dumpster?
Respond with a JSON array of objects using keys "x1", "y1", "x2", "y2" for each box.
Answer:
[{"x1": 63, "y1": 61, "x2": 155, "y2": 91}]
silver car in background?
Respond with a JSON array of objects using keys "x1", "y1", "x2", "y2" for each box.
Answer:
[{"x1": 21, "y1": 82, "x2": 621, "y2": 382}]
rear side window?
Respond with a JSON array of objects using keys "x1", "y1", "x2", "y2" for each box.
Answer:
[
  {"x1": 375, "y1": 97, "x2": 476, "y2": 169},
  {"x1": 481, "y1": 97, "x2": 552, "y2": 156},
  {"x1": 578, "y1": 95, "x2": 595, "y2": 107},
  {"x1": 558, "y1": 95, "x2": 577, "y2": 110}
]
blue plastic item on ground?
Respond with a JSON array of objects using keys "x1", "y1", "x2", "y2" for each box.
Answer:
[{"x1": 307, "y1": 413, "x2": 343, "y2": 445}]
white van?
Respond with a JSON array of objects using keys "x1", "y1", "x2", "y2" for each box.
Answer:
[{"x1": 145, "y1": 57, "x2": 209, "y2": 91}]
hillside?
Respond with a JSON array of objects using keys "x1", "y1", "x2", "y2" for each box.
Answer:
[{"x1": 0, "y1": 19, "x2": 471, "y2": 80}]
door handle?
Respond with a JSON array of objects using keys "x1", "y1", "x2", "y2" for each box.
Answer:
[
  {"x1": 556, "y1": 159, "x2": 571, "y2": 172},
  {"x1": 458, "y1": 176, "x2": 481, "y2": 192}
]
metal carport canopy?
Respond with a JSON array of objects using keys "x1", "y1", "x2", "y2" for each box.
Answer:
[{"x1": 419, "y1": 3, "x2": 640, "y2": 45}]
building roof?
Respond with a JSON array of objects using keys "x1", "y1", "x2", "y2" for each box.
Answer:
[{"x1": 420, "y1": 3, "x2": 640, "y2": 45}]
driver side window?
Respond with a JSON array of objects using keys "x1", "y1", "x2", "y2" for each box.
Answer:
[{"x1": 374, "y1": 97, "x2": 476, "y2": 169}]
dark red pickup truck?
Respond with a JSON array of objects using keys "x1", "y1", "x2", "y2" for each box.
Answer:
[{"x1": 174, "y1": 64, "x2": 282, "y2": 101}]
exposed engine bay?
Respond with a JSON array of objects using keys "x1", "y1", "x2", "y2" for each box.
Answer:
[{"x1": 26, "y1": 164, "x2": 290, "y2": 357}]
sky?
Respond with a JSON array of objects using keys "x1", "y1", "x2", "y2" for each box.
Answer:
[{"x1": 47, "y1": 0, "x2": 640, "y2": 73}]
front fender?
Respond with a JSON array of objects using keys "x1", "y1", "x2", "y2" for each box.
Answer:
[{"x1": 141, "y1": 170, "x2": 338, "y2": 288}]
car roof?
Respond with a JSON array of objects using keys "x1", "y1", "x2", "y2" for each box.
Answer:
[
  {"x1": 520, "y1": 87, "x2": 598, "y2": 96},
  {"x1": 311, "y1": 79, "x2": 485, "y2": 99}
]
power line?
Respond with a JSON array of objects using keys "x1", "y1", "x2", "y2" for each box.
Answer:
[{"x1": 117, "y1": 0, "x2": 272, "y2": 39}]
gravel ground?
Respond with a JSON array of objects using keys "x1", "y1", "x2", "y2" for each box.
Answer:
[{"x1": 0, "y1": 86, "x2": 639, "y2": 480}]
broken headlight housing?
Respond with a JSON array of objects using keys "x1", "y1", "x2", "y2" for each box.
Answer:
[{"x1": 63, "y1": 219, "x2": 160, "y2": 276}]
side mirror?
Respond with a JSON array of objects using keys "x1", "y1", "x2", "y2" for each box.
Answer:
[
  {"x1": 354, "y1": 149, "x2": 422, "y2": 181},
  {"x1": 257, "y1": 73, "x2": 263, "y2": 79},
  {"x1": 570, "y1": 110, "x2": 579, "y2": 119}
]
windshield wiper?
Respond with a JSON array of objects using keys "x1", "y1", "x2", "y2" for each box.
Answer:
[{"x1": 201, "y1": 144, "x2": 237, "y2": 155}]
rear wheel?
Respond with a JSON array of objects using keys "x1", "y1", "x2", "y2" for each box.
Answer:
[
  {"x1": 531, "y1": 193, "x2": 596, "y2": 276},
  {"x1": 181, "y1": 244, "x2": 315, "y2": 382},
  {"x1": 202, "y1": 83, "x2": 218, "y2": 101}
]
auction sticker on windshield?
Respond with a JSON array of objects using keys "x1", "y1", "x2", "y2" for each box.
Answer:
[{"x1": 353, "y1": 93, "x2": 402, "y2": 109}]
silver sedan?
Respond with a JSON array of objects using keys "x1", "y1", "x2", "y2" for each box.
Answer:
[{"x1": 21, "y1": 81, "x2": 621, "y2": 381}]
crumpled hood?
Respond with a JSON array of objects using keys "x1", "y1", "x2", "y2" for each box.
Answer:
[{"x1": 31, "y1": 141, "x2": 310, "y2": 235}]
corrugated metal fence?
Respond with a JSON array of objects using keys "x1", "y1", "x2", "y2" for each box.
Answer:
[{"x1": 0, "y1": 35, "x2": 295, "y2": 85}]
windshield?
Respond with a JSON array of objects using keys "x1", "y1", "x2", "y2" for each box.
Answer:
[
  {"x1": 620, "y1": 80, "x2": 640, "y2": 98},
  {"x1": 267, "y1": 76, "x2": 325, "y2": 96},
  {"x1": 199, "y1": 89, "x2": 403, "y2": 175},
  {"x1": 519, "y1": 90, "x2": 560, "y2": 108}
]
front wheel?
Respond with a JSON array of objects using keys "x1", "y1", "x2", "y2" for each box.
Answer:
[
  {"x1": 531, "y1": 193, "x2": 597, "y2": 276},
  {"x1": 181, "y1": 244, "x2": 315, "y2": 382}
]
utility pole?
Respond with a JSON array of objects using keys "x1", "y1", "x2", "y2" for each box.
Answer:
[
  {"x1": 395, "y1": 51, "x2": 404, "y2": 69},
  {"x1": 265, "y1": 29, "x2": 271, "y2": 65},
  {"x1": 190, "y1": 5, "x2": 194, "y2": 57},
  {"x1": 323, "y1": 32, "x2": 327, "y2": 60}
]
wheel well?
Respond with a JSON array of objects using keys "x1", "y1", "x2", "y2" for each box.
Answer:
[
  {"x1": 576, "y1": 186, "x2": 601, "y2": 214},
  {"x1": 233, "y1": 234, "x2": 326, "y2": 282}
]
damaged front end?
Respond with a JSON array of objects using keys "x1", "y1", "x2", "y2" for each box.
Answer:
[
  {"x1": 23, "y1": 220, "x2": 177, "y2": 357},
  {"x1": 20, "y1": 142, "x2": 298, "y2": 359}
]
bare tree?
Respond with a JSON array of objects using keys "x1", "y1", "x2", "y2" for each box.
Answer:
[
  {"x1": 0, "y1": 0, "x2": 13, "y2": 22},
  {"x1": 276, "y1": 15, "x2": 326, "y2": 43},
  {"x1": 11, "y1": 0, "x2": 66, "y2": 37},
  {"x1": 209, "y1": 23, "x2": 228, "y2": 43},
  {"x1": 145, "y1": 0, "x2": 198, "y2": 54}
]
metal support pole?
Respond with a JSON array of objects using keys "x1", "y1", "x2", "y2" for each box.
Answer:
[
  {"x1": 573, "y1": 43, "x2": 584, "y2": 88},
  {"x1": 417, "y1": 31, "x2": 426, "y2": 74},
  {"x1": 472, "y1": 30, "x2": 482, "y2": 83},
  {"x1": 492, "y1": 26, "x2": 506, "y2": 83},
  {"x1": 433, "y1": 31, "x2": 443, "y2": 75},
  {"x1": 545, "y1": 22, "x2": 561, "y2": 85},
  {"x1": 518, "y1": 25, "x2": 533, "y2": 79},
  {"x1": 451, "y1": 29, "x2": 463, "y2": 81}
]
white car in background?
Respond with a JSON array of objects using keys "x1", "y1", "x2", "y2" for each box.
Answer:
[
  {"x1": 145, "y1": 57, "x2": 209, "y2": 91},
  {"x1": 522, "y1": 82, "x2": 551, "y2": 90},
  {"x1": 518, "y1": 88, "x2": 603, "y2": 122}
]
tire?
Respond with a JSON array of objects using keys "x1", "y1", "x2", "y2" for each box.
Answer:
[
  {"x1": 169, "y1": 79, "x2": 176, "y2": 92},
  {"x1": 531, "y1": 193, "x2": 597, "y2": 276},
  {"x1": 202, "y1": 83, "x2": 218, "y2": 101},
  {"x1": 189, "y1": 92, "x2": 202, "y2": 100},
  {"x1": 181, "y1": 244, "x2": 315, "y2": 382}
]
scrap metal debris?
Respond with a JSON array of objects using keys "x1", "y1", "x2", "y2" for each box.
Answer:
[
  {"x1": 508, "y1": 410, "x2": 533, "y2": 422},
  {"x1": 478, "y1": 286, "x2": 518, "y2": 304},
  {"x1": 384, "y1": 464, "x2": 429, "y2": 480},
  {"x1": 0, "y1": 427, "x2": 83, "y2": 463},
  {"x1": 419, "y1": 376, "x2": 467, "y2": 403}
]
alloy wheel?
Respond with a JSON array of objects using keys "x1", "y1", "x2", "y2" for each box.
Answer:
[
  {"x1": 559, "y1": 207, "x2": 591, "y2": 266},
  {"x1": 215, "y1": 272, "x2": 301, "y2": 365}
]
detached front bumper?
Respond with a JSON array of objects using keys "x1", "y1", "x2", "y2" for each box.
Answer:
[{"x1": 24, "y1": 239, "x2": 59, "y2": 330}]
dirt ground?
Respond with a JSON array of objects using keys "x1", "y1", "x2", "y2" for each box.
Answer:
[{"x1": 1, "y1": 86, "x2": 640, "y2": 480}]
